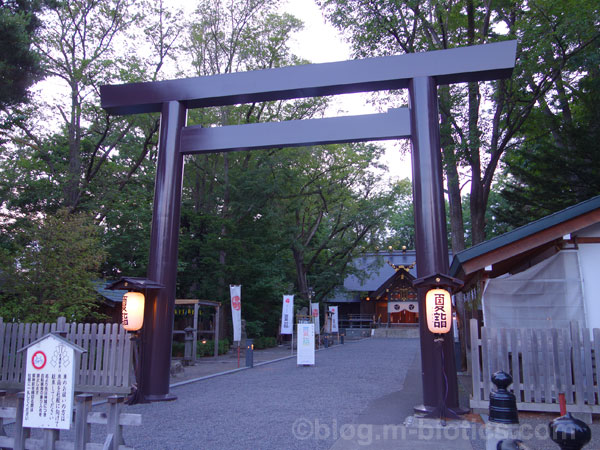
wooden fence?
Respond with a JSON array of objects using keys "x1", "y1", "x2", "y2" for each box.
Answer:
[
  {"x1": 0, "y1": 317, "x2": 132, "y2": 395},
  {"x1": 0, "y1": 392, "x2": 140, "y2": 450},
  {"x1": 470, "y1": 319, "x2": 600, "y2": 414}
]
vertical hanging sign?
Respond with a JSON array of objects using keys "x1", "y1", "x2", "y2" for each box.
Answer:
[
  {"x1": 281, "y1": 295, "x2": 294, "y2": 335},
  {"x1": 296, "y1": 323, "x2": 315, "y2": 365},
  {"x1": 311, "y1": 302, "x2": 320, "y2": 334},
  {"x1": 230, "y1": 285, "x2": 242, "y2": 342},
  {"x1": 328, "y1": 306, "x2": 339, "y2": 333}
]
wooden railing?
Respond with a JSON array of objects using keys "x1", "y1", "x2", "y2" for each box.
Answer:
[
  {"x1": 339, "y1": 314, "x2": 373, "y2": 329},
  {"x1": 0, "y1": 392, "x2": 140, "y2": 450},
  {"x1": 470, "y1": 318, "x2": 600, "y2": 414},
  {"x1": 0, "y1": 317, "x2": 132, "y2": 395}
]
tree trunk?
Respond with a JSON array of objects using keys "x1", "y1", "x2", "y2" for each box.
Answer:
[
  {"x1": 440, "y1": 87, "x2": 468, "y2": 371},
  {"x1": 439, "y1": 87, "x2": 465, "y2": 254},
  {"x1": 293, "y1": 247, "x2": 309, "y2": 305},
  {"x1": 65, "y1": 82, "x2": 82, "y2": 209},
  {"x1": 218, "y1": 153, "x2": 229, "y2": 300}
]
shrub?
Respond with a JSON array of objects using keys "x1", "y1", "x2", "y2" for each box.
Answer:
[
  {"x1": 245, "y1": 320, "x2": 265, "y2": 338},
  {"x1": 253, "y1": 336, "x2": 277, "y2": 349},
  {"x1": 172, "y1": 341, "x2": 185, "y2": 357},
  {"x1": 196, "y1": 338, "x2": 230, "y2": 357}
]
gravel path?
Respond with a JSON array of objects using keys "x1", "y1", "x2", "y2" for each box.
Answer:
[{"x1": 119, "y1": 338, "x2": 420, "y2": 450}]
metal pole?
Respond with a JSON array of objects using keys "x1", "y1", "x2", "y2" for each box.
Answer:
[
  {"x1": 408, "y1": 77, "x2": 461, "y2": 414},
  {"x1": 140, "y1": 101, "x2": 186, "y2": 402}
]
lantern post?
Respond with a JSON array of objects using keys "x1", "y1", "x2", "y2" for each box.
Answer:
[
  {"x1": 106, "y1": 277, "x2": 165, "y2": 404},
  {"x1": 413, "y1": 273, "x2": 463, "y2": 421}
]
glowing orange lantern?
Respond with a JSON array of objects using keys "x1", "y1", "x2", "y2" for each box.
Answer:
[
  {"x1": 425, "y1": 288, "x2": 452, "y2": 334},
  {"x1": 122, "y1": 292, "x2": 145, "y2": 331}
]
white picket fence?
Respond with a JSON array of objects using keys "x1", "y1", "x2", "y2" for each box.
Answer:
[
  {"x1": 0, "y1": 317, "x2": 132, "y2": 394},
  {"x1": 470, "y1": 318, "x2": 600, "y2": 414}
]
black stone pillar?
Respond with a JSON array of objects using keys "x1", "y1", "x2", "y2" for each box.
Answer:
[
  {"x1": 409, "y1": 76, "x2": 461, "y2": 412},
  {"x1": 141, "y1": 101, "x2": 186, "y2": 401}
]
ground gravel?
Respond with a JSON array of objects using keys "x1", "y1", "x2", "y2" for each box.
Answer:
[{"x1": 118, "y1": 338, "x2": 419, "y2": 450}]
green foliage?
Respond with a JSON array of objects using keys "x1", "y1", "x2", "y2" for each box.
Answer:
[
  {"x1": 317, "y1": 0, "x2": 600, "y2": 247},
  {"x1": 0, "y1": 0, "x2": 51, "y2": 108},
  {"x1": 172, "y1": 339, "x2": 230, "y2": 358},
  {"x1": 386, "y1": 178, "x2": 416, "y2": 249},
  {"x1": 176, "y1": 0, "x2": 396, "y2": 336},
  {"x1": 0, "y1": 208, "x2": 107, "y2": 322},
  {"x1": 495, "y1": 72, "x2": 600, "y2": 227},
  {"x1": 0, "y1": 0, "x2": 397, "y2": 333},
  {"x1": 171, "y1": 341, "x2": 184, "y2": 357},
  {"x1": 196, "y1": 339, "x2": 230, "y2": 357},
  {"x1": 253, "y1": 336, "x2": 277, "y2": 349},
  {"x1": 245, "y1": 320, "x2": 265, "y2": 338}
]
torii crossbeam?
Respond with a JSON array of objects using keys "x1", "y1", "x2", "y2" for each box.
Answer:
[{"x1": 101, "y1": 40, "x2": 517, "y2": 410}]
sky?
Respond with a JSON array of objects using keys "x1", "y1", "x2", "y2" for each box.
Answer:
[
  {"x1": 175, "y1": 0, "x2": 413, "y2": 181},
  {"x1": 36, "y1": 0, "x2": 413, "y2": 181},
  {"x1": 279, "y1": 0, "x2": 413, "y2": 181}
]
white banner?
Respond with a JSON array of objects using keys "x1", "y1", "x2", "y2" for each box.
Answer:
[
  {"x1": 388, "y1": 301, "x2": 418, "y2": 313},
  {"x1": 297, "y1": 323, "x2": 315, "y2": 365},
  {"x1": 281, "y1": 295, "x2": 294, "y2": 335},
  {"x1": 328, "y1": 306, "x2": 339, "y2": 333},
  {"x1": 230, "y1": 285, "x2": 242, "y2": 342},
  {"x1": 311, "y1": 302, "x2": 320, "y2": 334}
]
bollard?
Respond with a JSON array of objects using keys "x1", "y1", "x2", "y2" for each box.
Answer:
[
  {"x1": 487, "y1": 371, "x2": 519, "y2": 450},
  {"x1": 489, "y1": 371, "x2": 519, "y2": 424},
  {"x1": 245, "y1": 339, "x2": 254, "y2": 368},
  {"x1": 496, "y1": 440, "x2": 533, "y2": 449},
  {"x1": 549, "y1": 413, "x2": 591, "y2": 450}
]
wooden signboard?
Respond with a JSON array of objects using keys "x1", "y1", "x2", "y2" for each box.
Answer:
[{"x1": 19, "y1": 333, "x2": 85, "y2": 430}]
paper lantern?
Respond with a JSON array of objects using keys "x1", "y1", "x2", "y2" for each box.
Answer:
[
  {"x1": 122, "y1": 292, "x2": 145, "y2": 331},
  {"x1": 425, "y1": 288, "x2": 452, "y2": 334}
]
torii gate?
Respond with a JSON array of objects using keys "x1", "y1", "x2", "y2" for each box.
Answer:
[{"x1": 101, "y1": 40, "x2": 517, "y2": 413}]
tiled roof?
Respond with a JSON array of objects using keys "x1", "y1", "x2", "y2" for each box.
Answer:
[{"x1": 93, "y1": 280, "x2": 127, "y2": 305}]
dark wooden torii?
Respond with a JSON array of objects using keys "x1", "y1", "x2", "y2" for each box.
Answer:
[{"x1": 101, "y1": 40, "x2": 517, "y2": 412}]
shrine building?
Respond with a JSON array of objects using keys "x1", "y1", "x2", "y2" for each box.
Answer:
[{"x1": 327, "y1": 248, "x2": 452, "y2": 329}]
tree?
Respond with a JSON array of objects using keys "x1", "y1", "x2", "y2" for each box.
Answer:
[
  {"x1": 0, "y1": 1, "x2": 186, "y2": 279},
  {"x1": 180, "y1": 0, "x2": 323, "y2": 302},
  {"x1": 0, "y1": 0, "x2": 183, "y2": 217},
  {"x1": 174, "y1": 0, "x2": 398, "y2": 336},
  {"x1": 0, "y1": 208, "x2": 106, "y2": 322},
  {"x1": 317, "y1": 0, "x2": 600, "y2": 249},
  {"x1": 496, "y1": 68, "x2": 600, "y2": 227},
  {"x1": 0, "y1": 0, "x2": 51, "y2": 109},
  {"x1": 386, "y1": 178, "x2": 416, "y2": 249}
]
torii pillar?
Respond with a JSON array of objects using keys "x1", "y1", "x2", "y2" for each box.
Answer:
[{"x1": 100, "y1": 40, "x2": 517, "y2": 408}]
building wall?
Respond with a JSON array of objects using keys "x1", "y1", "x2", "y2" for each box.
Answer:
[{"x1": 577, "y1": 222, "x2": 600, "y2": 330}]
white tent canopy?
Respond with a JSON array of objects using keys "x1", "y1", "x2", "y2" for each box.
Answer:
[{"x1": 482, "y1": 250, "x2": 586, "y2": 329}]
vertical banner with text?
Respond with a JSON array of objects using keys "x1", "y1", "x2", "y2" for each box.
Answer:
[
  {"x1": 311, "y1": 302, "x2": 320, "y2": 334},
  {"x1": 230, "y1": 285, "x2": 242, "y2": 342},
  {"x1": 281, "y1": 295, "x2": 294, "y2": 335},
  {"x1": 328, "y1": 306, "x2": 339, "y2": 333},
  {"x1": 296, "y1": 323, "x2": 315, "y2": 365}
]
